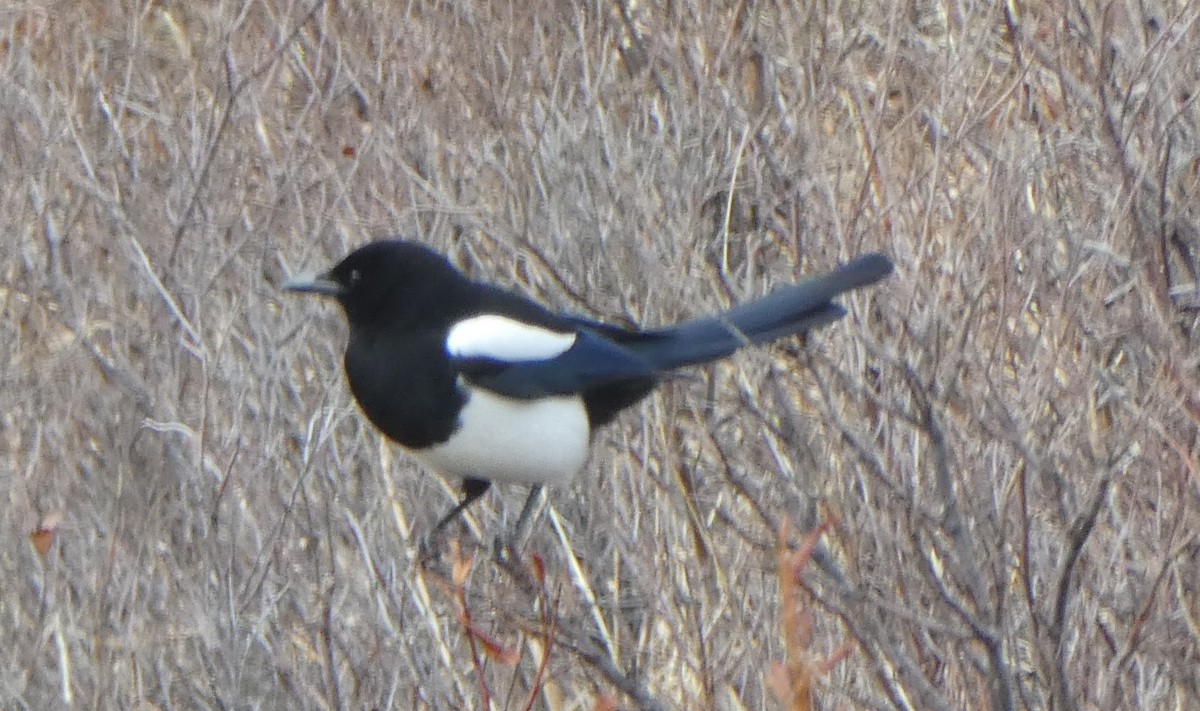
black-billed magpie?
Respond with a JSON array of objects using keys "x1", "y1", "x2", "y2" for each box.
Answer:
[{"x1": 285, "y1": 240, "x2": 891, "y2": 545}]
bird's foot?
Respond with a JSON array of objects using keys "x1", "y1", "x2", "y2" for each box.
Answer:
[
  {"x1": 416, "y1": 530, "x2": 445, "y2": 565},
  {"x1": 492, "y1": 534, "x2": 519, "y2": 564}
]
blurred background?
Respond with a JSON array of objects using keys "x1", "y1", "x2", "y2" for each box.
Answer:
[{"x1": 4, "y1": 1, "x2": 1200, "y2": 708}]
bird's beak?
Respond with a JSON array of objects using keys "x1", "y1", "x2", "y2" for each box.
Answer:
[{"x1": 283, "y1": 271, "x2": 343, "y2": 296}]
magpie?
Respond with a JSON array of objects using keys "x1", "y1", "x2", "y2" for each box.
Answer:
[{"x1": 285, "y1": 240, "x2": 891, "y2": 546}]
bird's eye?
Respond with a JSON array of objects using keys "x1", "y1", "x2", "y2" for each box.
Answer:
[{"x1": 348, "y1": 269, "x2": 362, "y2": 286}]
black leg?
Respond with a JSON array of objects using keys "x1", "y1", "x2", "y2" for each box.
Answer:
[
  {"x1": 427, "y1": 478, "x2": 491, "y2": 541},
  {"x1": 494, "y1": 485, "x2": 545, "y2": 562},
  {"x1": 511, "y1": 485, "x2": 545, "y2": 548}
]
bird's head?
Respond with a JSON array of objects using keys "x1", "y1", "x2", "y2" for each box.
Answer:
[{"x1": 284, "y1": 240, "x2": 465, "y2": 325}]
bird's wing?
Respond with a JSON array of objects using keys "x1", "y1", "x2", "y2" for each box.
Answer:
[
  {"x1": 446, "y1": 314, "x2": 659, "y2": 399},
  {"x1": 444, "y1": 252, "x2": 892, "y2": 398}
]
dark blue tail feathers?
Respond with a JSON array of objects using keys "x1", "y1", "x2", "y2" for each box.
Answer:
[{"x1": 623, "y1": 253, "x2": 892, "y2": 369}]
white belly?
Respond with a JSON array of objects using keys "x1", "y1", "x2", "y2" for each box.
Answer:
[{"x1": 414, "y1": 387, "x2": 591, "y2": 487}]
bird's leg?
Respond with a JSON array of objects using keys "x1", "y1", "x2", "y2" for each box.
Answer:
[
  {"x1": 420, "y1": 478, "x2": 491, "y2": 556},
  {"x1": 494, "y1": 485, "x2": 545, "y2": 562},
  {"x1": 512, "y1": 484, "x2": 546, "y2": 546}
]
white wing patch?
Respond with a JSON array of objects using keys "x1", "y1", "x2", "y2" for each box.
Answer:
[{"x1": 446, "y1": 314, "x2": 576, "y2": 362}]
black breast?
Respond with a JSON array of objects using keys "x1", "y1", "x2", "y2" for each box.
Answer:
[{"x1": 343, "y1": 328, "x2": 466, "y2": 449}]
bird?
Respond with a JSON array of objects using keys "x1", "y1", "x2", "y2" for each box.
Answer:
[{"x1": 285, "y1": 239, "x2": 892, "y2": 550}]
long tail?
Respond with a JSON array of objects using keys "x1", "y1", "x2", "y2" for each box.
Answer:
[{"x1": 621, "y1": 253, "x2": 893, "y2": 369}]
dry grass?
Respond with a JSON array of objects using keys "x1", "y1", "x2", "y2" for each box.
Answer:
[{"x1": 4, "y1": 0, "x2": 1200, "y2": 708}]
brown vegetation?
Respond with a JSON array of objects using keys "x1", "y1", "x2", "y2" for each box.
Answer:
[{"x1": 4, "y1": 0, "x2": 1200, "y2": 708}]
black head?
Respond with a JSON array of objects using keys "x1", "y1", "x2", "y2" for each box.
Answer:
[{"x1": 285, "y1": 240, "x2": 470, "y2": 326}]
